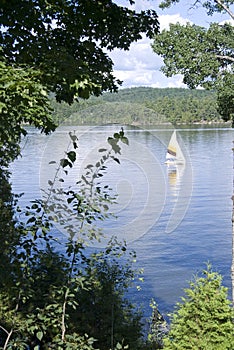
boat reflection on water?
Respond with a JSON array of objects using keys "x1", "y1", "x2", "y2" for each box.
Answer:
[
  {"x1": 168, "y1": 167, "x2": 177, "y2": 187},
  {"x1": 167, "y1": 164, "x2": 185, "y2": 194}
]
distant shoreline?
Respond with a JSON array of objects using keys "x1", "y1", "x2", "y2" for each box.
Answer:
[{"x1": 56, "y1": 121, "x2": 232, "y2": 128}]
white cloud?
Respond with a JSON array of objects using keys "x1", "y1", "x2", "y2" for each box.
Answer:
[
  {"x1": 108, "y1": 12, "x2": 191, "y2": 89},
  {"x1": 126, "y1": 0, "x2": 160, "y2": 12},
  {"x1": 110, "y1": 36, "x2": 162, "y2": 71},
  {"x1": 112, "y1": 62, "x2": 186, "y2": 89},
  {"x1": 159, "y1": 13, "x2": 192, "y2": 30},
  {"x1": 219, "y1": 19, "x2": 234, "y2": 26}
]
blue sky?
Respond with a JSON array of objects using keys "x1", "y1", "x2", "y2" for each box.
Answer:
[{"x1": 110, "y1": 0, "x2": 234, "y2": 89}]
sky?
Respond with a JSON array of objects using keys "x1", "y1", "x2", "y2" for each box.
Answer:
[{"x1": 110, "y1": 0, "x2": 234, "y2": 89}]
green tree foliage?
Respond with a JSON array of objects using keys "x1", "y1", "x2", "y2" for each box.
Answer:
[
  {"x1": 159, "y1": 0, "x2": 234, "y2": 15},
  {"x1": 70, "y1": 239, "x2": 144, "y2": 350},
  {"x1": 0, "y1": 0, "x2": 159, "y2": 164},
  {"x1": 51, "y1": 87, "x2": 223, "y2": 126},
  {"x1": 0, "y1": 0, "x2": 159, "y2": 103},
  {"x1": 0, "y1": 57, "x2": 56, "y2": 165},
  {"x1": 152, "y1": 0, "x2": 234, "y2": 124},
  {"x1": 163, "y1": 265, "x2": 234, "y2": 350},
  {"x1": 67, "y1": 101, "x2": 166, "y2": 125},
  {"x1": 216, "y1": 71, "x2": 234, "y2": 120}
]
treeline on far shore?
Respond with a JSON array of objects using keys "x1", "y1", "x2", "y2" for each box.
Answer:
[{"x1": 50, "y1": 86, "x2": 230, "y2": 126}]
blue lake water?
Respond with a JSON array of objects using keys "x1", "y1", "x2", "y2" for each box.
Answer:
[{"x1": 11, "y1": 125, "x2": 233, "y2": 320}]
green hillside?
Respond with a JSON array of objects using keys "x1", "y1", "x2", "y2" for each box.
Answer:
[{"x1": 51, "y1": 87, "x2": 227, "y2": 126}]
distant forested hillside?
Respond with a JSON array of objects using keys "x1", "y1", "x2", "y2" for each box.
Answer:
[{"x1": 51, "y1": 87, "x2": 228, "y2": 126}]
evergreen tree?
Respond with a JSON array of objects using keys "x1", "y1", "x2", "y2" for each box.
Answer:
[{"x1": 163, "y1": 265, "x2": 234, "y2": 350}]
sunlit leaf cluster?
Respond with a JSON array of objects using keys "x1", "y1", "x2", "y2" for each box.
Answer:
[{"x1": 0, "y1": 56, "x2": 56, "y2": 166}]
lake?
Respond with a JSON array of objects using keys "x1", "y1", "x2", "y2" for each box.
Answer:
[{"x1": 11, "y1": 124, "x2": 234, "y2": 320}]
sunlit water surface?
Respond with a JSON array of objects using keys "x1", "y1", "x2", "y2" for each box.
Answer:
[{"x1": 11, "y1": 125, "x2": 233, "y2": 320}]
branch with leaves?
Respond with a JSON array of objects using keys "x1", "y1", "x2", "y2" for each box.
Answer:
[
  {"x1": 153, "y1": 0, "x2": 234, "y2": 124},
  {"x1": 0, "y1": 129, "x2": 149, "y2": 349}
]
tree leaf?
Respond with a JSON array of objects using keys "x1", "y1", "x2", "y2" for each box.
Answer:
[
  {"x1": 36, "y1": 331, "x2": 43, "y2": 341},
  {"x1": 67, "y1": 150, "x2": 76, "y2": 163}
]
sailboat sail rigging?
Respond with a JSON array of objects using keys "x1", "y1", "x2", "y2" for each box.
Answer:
[{"x1": 165, "y1": 130, "x2": 185, "y2": 165}]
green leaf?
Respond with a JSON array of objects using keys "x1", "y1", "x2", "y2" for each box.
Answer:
[
  {"x1": 121, "y1": 136, "x2": 129, "y2": 145},
  {"x1": 36, "y1": 331, "x2": 43, "y2": 341},
  {"x1": 113, "y1": 132, "x2": 120, "y2": 139},
  {"x1": 27, "y1": 216, "x2": 36, "y2": 224},
  {"x1": 69, "y1": 132, "x2": 78, "y2": 142},
  {"x1": 60, "y1": 158, "x2": 72, "y2": 168},
  {"x1": 112, "y1": 157, "x2": 120, "y2": 164},
  {"x1": 67, "y1": 150, "x2": 76, "y2": 163}
]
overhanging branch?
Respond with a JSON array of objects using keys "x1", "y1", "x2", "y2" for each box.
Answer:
[
  {"x1": 216, "y1": 54, "x2": 234, "y2": 63},
  {"x1": 215, "y1": 0, "x2": 234, "y2": 20}
]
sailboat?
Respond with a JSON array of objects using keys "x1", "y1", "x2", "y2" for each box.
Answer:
[{"x1": 165, "y1": 130, "x2": 185, "y2": 165}]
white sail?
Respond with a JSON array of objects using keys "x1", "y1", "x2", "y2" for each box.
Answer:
[{"x1": 165, "y1": 130, "x2": 185, "y2": 165}]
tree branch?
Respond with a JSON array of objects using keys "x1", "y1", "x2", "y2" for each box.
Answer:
[
  {"x1": 215, "y1": 0, "x2": 234, "y2": 20},
  {"x1": 216, "y1": 54, "x2": 234, "y2": 63},
  {"x1": 61, "y1": 287, "x2": 69, "y2": 342},
  {"x1": 0, "y1": 325, "x2": 13, "y2": 350},
  {"x1": 0, "y1": 325, "x2": 9, "y2": 336},
  {"x1": 3, "y1": 329, "x2": 13, "y2": 350}
]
